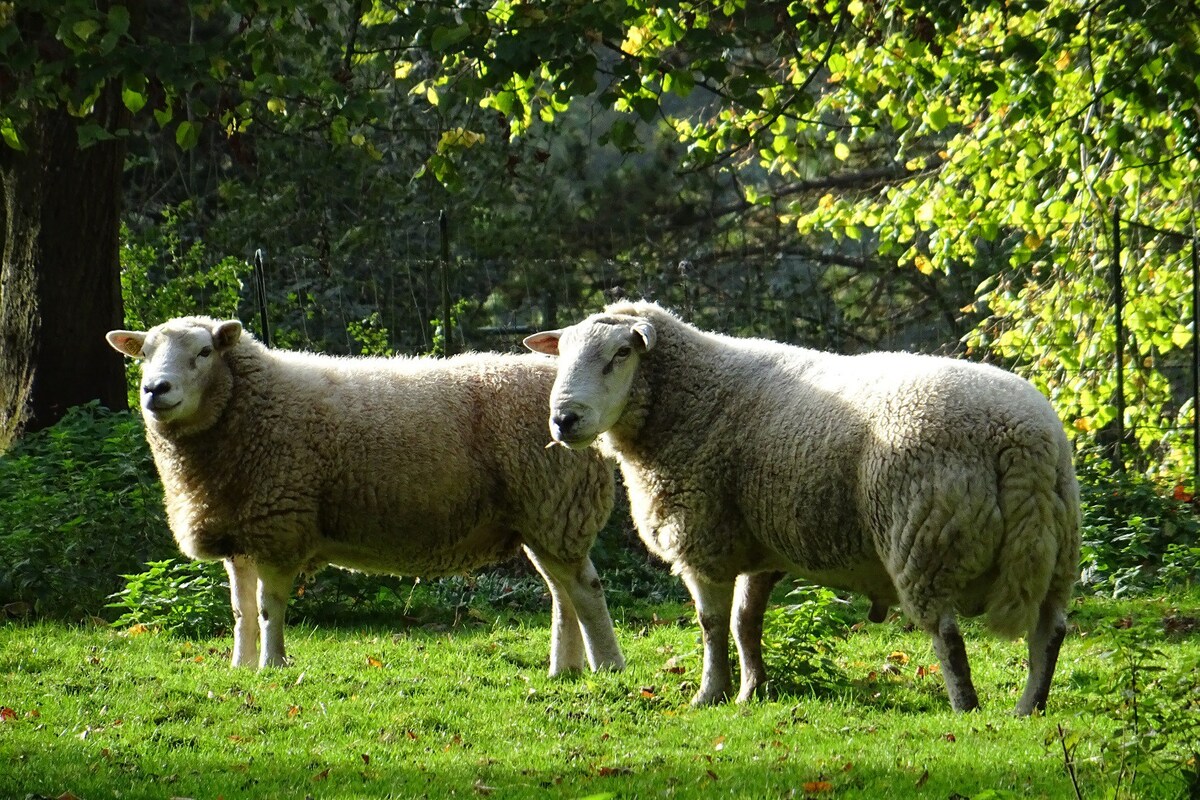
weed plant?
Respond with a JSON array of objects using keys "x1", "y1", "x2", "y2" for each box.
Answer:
[
  {"x1": 1078, "y1": 456, "x2": 1200, "y2": 596},
  {"x1": 0, "y1": 403, "x2": 175, "y2": 620}
]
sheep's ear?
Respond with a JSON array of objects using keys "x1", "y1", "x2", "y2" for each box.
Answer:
[
  {"x1": 523, "y1": 330, "x2": 561, "y2": 356},
  {"x1": 631, "y1": 320, "x2": 656, "y2": 352},
  {"x1": 212, "y1": 320, "x2": 243, "y2": 351},
  {"x1": 106, "y1": 330, "x2": 147, "y2": 358}
]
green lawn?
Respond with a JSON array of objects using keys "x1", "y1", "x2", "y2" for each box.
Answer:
[{"x1": 2, "y1": 593, "x2": 1197, "y2": 799}]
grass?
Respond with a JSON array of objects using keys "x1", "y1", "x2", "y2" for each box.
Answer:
[{"x1": 2, "y1": 592, "x2": 1198, "y2": 800}]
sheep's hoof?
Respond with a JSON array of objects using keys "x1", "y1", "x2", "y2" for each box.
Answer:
[
  {"x1": 735, "y1": 680, "x2": 774, "y2": 704},
  {"x1": 548, "y1": 665, "x2": 584, "y2": 679},
  {"x1": 690, "y1": 686, "x2": 732, "y2": 707}
]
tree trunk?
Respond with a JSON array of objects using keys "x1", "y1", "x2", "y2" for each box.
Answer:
[{"x1": 0, "y1": 87, "x2": 129, "y2": 451}]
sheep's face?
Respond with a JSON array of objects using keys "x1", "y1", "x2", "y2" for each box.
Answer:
[
  {"x1": 525, "y1": 314, "x2": 655, "y2": 449},
  {"x1": 106, "y1": 318, "x2": 242, "y2": 427}
]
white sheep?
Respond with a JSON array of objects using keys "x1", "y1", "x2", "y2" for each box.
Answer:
[
  {"x1": 525, "y1": 301, "x2": 1080, "y2": 714},
  {"x1": 106, "y1": 316, "x2": 625, "y2": 675}
]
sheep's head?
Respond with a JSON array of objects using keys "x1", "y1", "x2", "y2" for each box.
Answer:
[
  {"x1": 106, "y1": 317, "x2": 243, "y2": 432},
  {"x1": 525, "y1": 313, "x2": 655, "y2": 449}
]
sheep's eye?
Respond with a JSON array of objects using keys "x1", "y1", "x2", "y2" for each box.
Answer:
[
  {"x1": 615, "y1": 346, "x2": 633, "y2": 359},
  {"x1": 197, "y1": 346, "x2": 213, "y2": 358}
]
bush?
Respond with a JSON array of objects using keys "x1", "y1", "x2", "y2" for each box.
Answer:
[
  {"x1": 1078, "y1": 459, "x2": 1200, "y2": 596},
  {"x1": 0, "y1": 403, "x2": 175, "y2": 620},
  {"x1": 107, "y1": 559, "x2": 231, "y2": 638},
  {"x1": 761, "y1": 582, "x2": 853, "y2": 697}
]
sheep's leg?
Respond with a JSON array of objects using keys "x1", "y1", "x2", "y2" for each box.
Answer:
[
  {"x1": 930, "y1": 613, "x2": 979, "y2": 712},
  {"x1": 224, "y1": 556, "x2": 260, "y2": 667},
  {"x1": 255, "y1": 564, "x2": 296, "y2": 668},
  {"x1": 524, "y1": 547, "x2": 625, "y2": 674},
  {"x1": 733, "y1": 571, "x2": 785, "y2": 703},
  {"x1": 523, "y1": 547, "x2": 586, "y2": 675},
  {"x1": 681, "y1": 569, "x2": 735, "y2": 706},
  {"x1": 1015, "y1": 602, "x2": 1067, "y2": 716}
]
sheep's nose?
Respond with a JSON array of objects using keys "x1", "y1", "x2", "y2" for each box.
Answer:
[
  {"x1": 143, "y1": 378, "x2": 173, "y2": 397},
  {"x1": 553, "y1": 409, "x2": 580, "y2": 433}
]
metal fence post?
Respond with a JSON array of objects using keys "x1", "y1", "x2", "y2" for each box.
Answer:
[
  {"x1": 1112, "y1": 206, "x2": 1125, "y2": 473},
  {"x1": 439, "y1": 210, "x2": 454, "y2": 357}
]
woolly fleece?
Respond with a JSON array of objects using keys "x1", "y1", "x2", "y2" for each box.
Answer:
[
  {"x1": 533, "y1": 301, "x2": 1081, "y2": 712},
  {"x1": 110, "y1": 316, "x2": 622, "y2": 673}
]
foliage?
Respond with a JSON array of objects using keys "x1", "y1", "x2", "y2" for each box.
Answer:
[
  {"x1": 1087, "y1": 624, "x2": 1200, "y2": 798},
  {"x1": 107, "y1": 559, "x2": 230, "y2": 639},
  {"x1": 346, "y1": 311, "x2": 395, "y2": 357},
  {"x1": 403, "y1": 0, "x2": 1200, "y2": 476},
  {"x1": 1078, "y1": 457, "x2": 1200, "y2": 596},
  {"x1": 9, "y1": 0, "x2": 1200, "y2": 473},
  {"x1": 0, "y1": 403, "x2": 174, "y2": 620},
  {"x1": 118, "y1": 206, "x2": 251, "y2": 404},
  {"x1": 761, "y1": 582, "x2": 852, "y2": 697},
  {"x1": 120, "y1": 206, "x2": 248, "y2": 330}
]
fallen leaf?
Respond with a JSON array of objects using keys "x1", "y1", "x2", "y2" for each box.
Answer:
[
  {"x1": 366, "y1": 656, "x2": 383, "y2": 668},
  {"x1": 361, "y1": 753, "x2": 370, "y2": 765},
  {"x1": 406, "y1": 730, "x2": 418, "y2": 740},
  {"x1": 0, "y1": 707, "x2": 16, "y2": 722},
  {"x1": 943, "y1": 732, "x2": 956, "y2": 742},
  {"x1": 3, "y1": 601, "x2": 31, "y2": 617},
  {"x1": 706, "y1": 769, "x2": 719, "y2": 781},
  {"x1": 473, "y1": 779, "x2": 495, "y2": 795},
  {"x1": 887, "y1": 651, "x2": 909, "y2": 665},
  {"x1": 802, "y1": 781, "x2": 833, "y2": 792},
  {"x1": 287, "y1": 705, "x2": 300, "y2": 718},
  {"x1": 713, "y1": 735, "x2": 726, "y2": 751},
  {"x1": 312, "y1": 767, "x2": 331, "y2": 782},
  {"x1": 915, "y1": 769, "x2": 930, "y2": 788},
  {"x1": 640, "y1": 687, "x2": 656, "y2": 698},
  {"x1": 596, "y1": 765, "x2": 632, "y2": 777}
]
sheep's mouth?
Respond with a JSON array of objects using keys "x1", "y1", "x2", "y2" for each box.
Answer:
[
  {"x1": 144, "y1": 398, "x2": 181, "y2": 414},
  {"x1": 551, "y1": 432, "x2": 597, "y2": 451}
]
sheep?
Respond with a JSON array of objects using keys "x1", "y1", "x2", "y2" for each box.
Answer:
[
  {"x1": 525, "y1": 301, "x2": 1080, "y2": 715},
  {"x1": 106, "y1": 316, "x2": 625, "y2": 675}
]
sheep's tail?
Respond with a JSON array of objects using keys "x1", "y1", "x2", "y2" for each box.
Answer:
[{"x1": 985, "y1": 433, "x2": 1081, "y2": 639}]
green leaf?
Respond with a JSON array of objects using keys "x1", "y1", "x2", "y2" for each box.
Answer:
[
  {"x1": 491, "y1": 90, "x2": 515, "y2": 117},
  {"x1": 175, "y1": 120, "x2": 200, "y2": 150},
  {"x1": 121, "y1": 87, "x2": 146, "y2": 114},
  {"x1": 107, "y1": 5, "x2": 130, "y2": 37},
  {"x1": 833, "y1": 141, "x2": 850, "y2": 161},
  {"x1": 72, "y1": 19, "x2": 101, "y2": 41},
  {"x1": 431, "y1": 23, "x2": 470, "y2": 52},
  {"x1": 663, "y1": 70, "x2": 694, "y2": 98},
  {"x1": 926, "y1": 101, "x2": 949, "y2": 132},
  {"x1": 630, "y1": 95, "x2": 658, "y2": 122},
  {"x1": 1, "y1": 119, "x2": 23, "y2": 151},
  {"x1": 76, "y1": 123, "x2": 114, "y2": 148}
]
